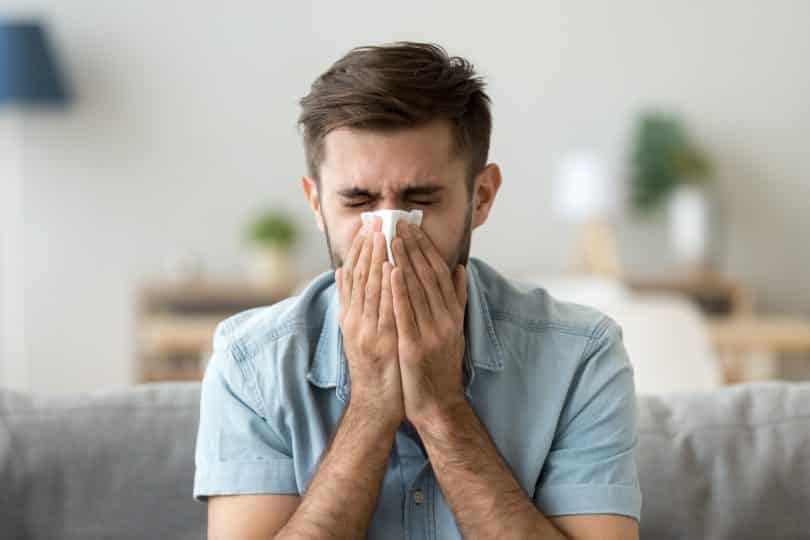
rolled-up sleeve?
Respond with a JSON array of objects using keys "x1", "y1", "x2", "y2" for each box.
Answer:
[
  {"x1": 193, "y1": 322, "x2": 298, "y2": 503},
  {"x1": 534, "y1": 316, "x2": 643, "y2": 523}
]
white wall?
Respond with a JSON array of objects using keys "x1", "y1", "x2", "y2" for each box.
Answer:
[{"x1": 5, "y1": 0, "x2": 809, "y2": 394}]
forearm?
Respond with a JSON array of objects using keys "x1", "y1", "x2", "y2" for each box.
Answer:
[
  {"x1": 274, "y1": 402, "x2": 398, "y2": 539},
  {"x1": 413, "y1": 400, "x2": 568, "y2": 540}
]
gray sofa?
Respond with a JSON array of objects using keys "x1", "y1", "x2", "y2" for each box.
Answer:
[{"x1": 1, "y1": 380, "x2": 808, "y2": 539}]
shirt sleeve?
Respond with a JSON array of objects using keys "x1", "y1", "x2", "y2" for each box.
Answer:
[
  {"x1": 533, "y1": 316, "x2": 643, "y2": 523},
  {"x1": 192, "y1": 321, "x2": 298, "y2": 503}
]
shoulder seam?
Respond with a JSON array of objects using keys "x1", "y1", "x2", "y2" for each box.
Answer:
[
  {"x1": 489, "y1": 309, "x2": 606, "y2": 338},
  {"x1": 225, "y1": 326, "x2": 316, "y2": 458},
  {"x1": 580, "y1": 315, "x2": 613, "y2": 359}
]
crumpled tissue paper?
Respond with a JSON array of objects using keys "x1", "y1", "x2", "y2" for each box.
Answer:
[{"x1": 360, "y1": 209, "x2": 423, "y2": 265}]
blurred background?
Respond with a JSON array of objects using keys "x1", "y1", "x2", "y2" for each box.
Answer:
[{"x1": 1, "y1": 1, "x2": 808, "y2": 396}]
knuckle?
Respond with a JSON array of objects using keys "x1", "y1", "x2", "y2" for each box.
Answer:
[
  {"x1": 359, "y1": 331, "x2": 375, "y2": 351},
  {"x1": 365, "y1": 281, "x2": 377, "y2": 298},
  {"x1": 344, "y1": 318, "x2": 356, "y2": 335},
  {"x1": 425, "y1": 330, "x2": 438, "y2": 344}
]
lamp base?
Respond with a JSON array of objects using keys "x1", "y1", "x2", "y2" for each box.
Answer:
[{"x1": 569, "y1": 219, "x2": 623, "y2": 280}]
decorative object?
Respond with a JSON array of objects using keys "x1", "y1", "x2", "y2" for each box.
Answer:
[
  {"x1": 554, "y1": 151, "x2": 623, "y2": 279},
  {"x1": 668, "y1": 183, "x2": 711, "y2": 269},
  {"x1": 629, "y1": 111, "x2": 714, "y2": 272},
  {"x1": 243, "y1": 207, "x2": 298, "y2": 289},
  {"x1": 0, "y1": 18, "x2": 71, "y2": 392}
]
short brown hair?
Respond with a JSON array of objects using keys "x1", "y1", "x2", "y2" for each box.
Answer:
[{"x1": 297, "y1": 41, "x2": 492, "y2": 190}]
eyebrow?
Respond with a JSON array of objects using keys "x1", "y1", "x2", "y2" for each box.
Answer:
[{"x1": 337, "y1": 183, "x2": 445, "y2": 198}]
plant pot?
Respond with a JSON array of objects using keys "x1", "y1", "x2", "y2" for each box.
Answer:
[
  {"x1": 668, "y1": 184, "x2": 710, "y2": 271},
  {"x1": 248, "y1": 245, "x2": 296, "y2": 290}
]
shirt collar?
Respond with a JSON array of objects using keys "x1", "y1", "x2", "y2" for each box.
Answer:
[{"x1": 306, "y1": 257, "x2": 505, "y2": 404}]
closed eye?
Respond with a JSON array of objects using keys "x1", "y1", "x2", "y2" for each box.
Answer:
[{"x1": 345, "y1": 200, "x2": 434, "y2": 208}]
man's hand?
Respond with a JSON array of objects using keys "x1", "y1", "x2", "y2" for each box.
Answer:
[
  {"x1": 389, "y1": 220, "x2": 468, "y2": 426},
  {"x1": 336, "y1": 217, "x2": 405, "y2": 424}
]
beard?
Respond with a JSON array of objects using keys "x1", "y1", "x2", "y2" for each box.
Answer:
[{"x1": 323, "y1": 197, "x2": 473, "y2": 273}]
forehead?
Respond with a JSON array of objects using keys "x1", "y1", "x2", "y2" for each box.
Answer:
[{"x1": 319, "y1": 119, "x2": 464, "y2": 192}]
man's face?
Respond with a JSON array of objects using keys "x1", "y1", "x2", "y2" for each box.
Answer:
[{"x1": 311, "y1": 119, "x2": 473, "y2": 272}]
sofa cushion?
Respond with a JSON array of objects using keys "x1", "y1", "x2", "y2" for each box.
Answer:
[
  {"x1": 636, "y1": 381, "x2": 810, "y2": 539},
  {"x1": 0, "y1": 382, "x2": 204, "y2": 540},
  {"x1": 2, "y1": 380, "x2": 808, "y2": 539}
]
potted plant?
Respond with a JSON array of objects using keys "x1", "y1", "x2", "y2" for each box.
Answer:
[
  {"x1": 244, "y1": 208, "x2": 298, "y2": 289},
  {"x1": 630, "y1": 112, "x2": 714, "y2": 271}
]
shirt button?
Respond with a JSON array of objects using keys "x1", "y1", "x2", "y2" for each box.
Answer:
[{"x1": 413, "y1": 489, "x2": 425, "y2": 505}]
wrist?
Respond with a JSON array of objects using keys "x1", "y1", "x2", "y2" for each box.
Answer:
[
  {"x1": 346, "y1": 397, "x2": 403, "y2": 432},
  {"x1": 409, "y1": 394, "x2": 469, "y2": 434}
]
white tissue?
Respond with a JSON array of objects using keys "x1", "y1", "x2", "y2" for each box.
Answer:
[{"x1": 360, "y1": 209, "x2": 423, "y2": 265}]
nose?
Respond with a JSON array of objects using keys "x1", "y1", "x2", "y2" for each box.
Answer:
[{"x1": 376, "y1": 198, "x2": 401, "y2": 211}]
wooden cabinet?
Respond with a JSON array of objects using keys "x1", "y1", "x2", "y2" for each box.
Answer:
[
  {"x1": 134, "y1": 279, "x2": 295, "y2": 383},
  {"x1": 624, "y1": 269, "x2": 810, "y2": 384}
]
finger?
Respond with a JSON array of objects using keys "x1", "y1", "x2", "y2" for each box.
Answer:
[
  {"x1": 342, "y1": 223, "x2": 368, "y2": 305},
  {"x1": 392, "y1": 235, "x2": 431, "y2": 334},
  {"x1": 351, "y1": 225, "x2": 374, "y2": 312},
  {"x1": 378, "y1": 261, "x2": 395, "y2": 334},
  {"x1": 409, "y1": 223, "x2": 461, "y2": 317},
  {"x1": 391, "y1": 266, "x2": 419, "y2": 341},
  {"x1": 401, "y1": 222, "x2": 450, "y2": 316},
  {"x1": 363, "y1": 230, "x2": 386, "y2": 324}
]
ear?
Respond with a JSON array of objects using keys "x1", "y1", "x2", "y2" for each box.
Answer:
[
  {"x1": 301, "y1": 176, "x2": 325, "y2": 233},
  {"x1": 471, "y1": 163, "x2": 502, "y2": 230}
]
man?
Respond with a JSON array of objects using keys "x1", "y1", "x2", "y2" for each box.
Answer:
[{"x1": 193, "y1": 41, "x2": 642, "y2": 539}]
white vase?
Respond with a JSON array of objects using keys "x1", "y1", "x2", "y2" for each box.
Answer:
[
  {"x1": 248, "y1": 245, "x2": 296, "y2": 290},
  {"x1": 668, "y1": 184, "x2": 710, "y2": 270}
]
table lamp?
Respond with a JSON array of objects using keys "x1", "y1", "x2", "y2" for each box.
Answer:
[
  {"x1": 554, "y1": 151, "x2": 623, "y2": 279},
  {"x1": 0, "y1": 18, "x2": 71, "y2": 391}
]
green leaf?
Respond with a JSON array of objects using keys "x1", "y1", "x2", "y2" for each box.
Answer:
[{"x1": 245, "y1": 208, "x2": 298, "y2": 248}]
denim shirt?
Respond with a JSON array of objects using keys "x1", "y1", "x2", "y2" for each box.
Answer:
[{"x1": 193, "y1": 257, "x2": 643, "y2": 537}]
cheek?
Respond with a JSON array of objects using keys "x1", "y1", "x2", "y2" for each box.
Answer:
[
  {"x1": 420, "y1": 220, "x2": 459, "y2": 260},
  {"x1": 335, "y1": 218, "x2": 364, "y2": 254},
  {"x1": 322, "y1": 197, "x2": 361, "y2": 241}
]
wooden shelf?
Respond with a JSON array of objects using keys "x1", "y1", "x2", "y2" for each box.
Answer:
[
  {"x1": 134, "y1": 278, "x2": 296, "y2": 383},
  {"x1": 707, "y1": 316, "x2": 810, "y2": 352},
  {"x1": 623, "y1": 268, "x2": 753, "y2": 317},
  {"x1": 140, "y1": 314, "x2": 229, "y2": 355}
]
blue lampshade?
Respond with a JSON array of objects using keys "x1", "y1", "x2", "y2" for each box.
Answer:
[{"x1": 0, "y1": 19, "x2": 71, "y2": 106}]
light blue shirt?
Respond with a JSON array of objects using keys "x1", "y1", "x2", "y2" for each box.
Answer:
[{"x1": 193, "y1": 257, "x2": 643, "y2": 536}]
